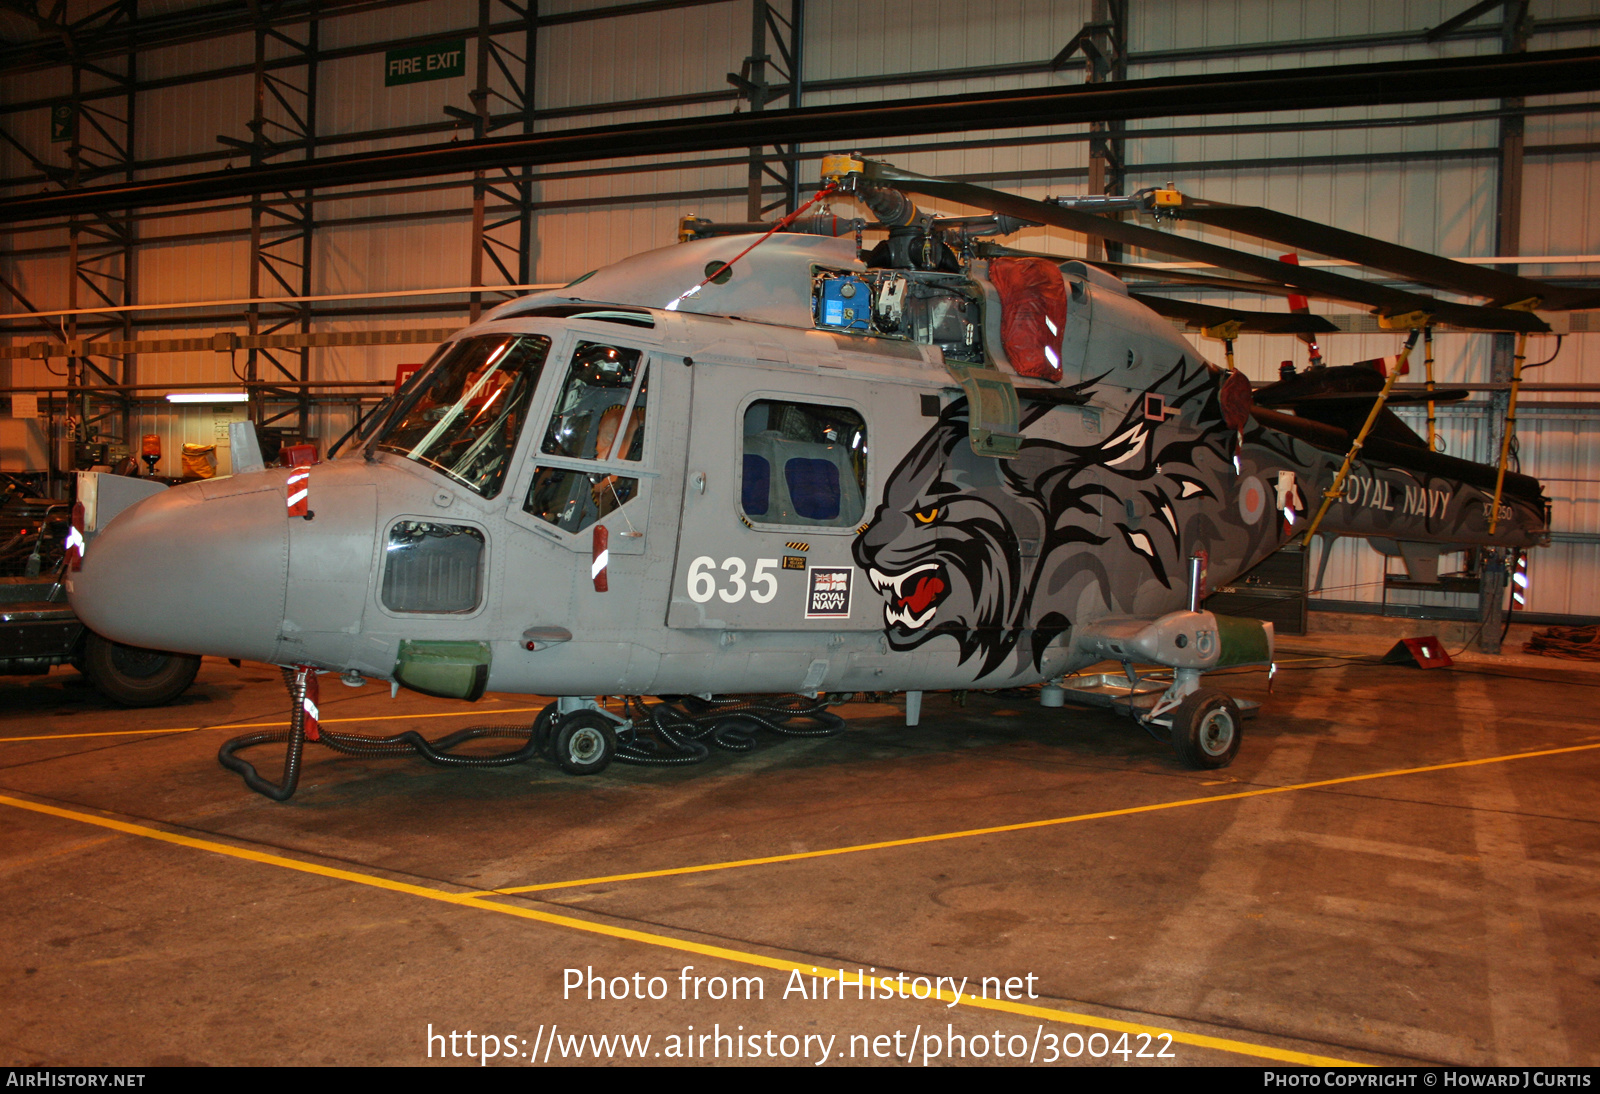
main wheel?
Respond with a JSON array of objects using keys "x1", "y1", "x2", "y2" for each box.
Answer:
[
  {"x1": 550, "y1": 709, "x2": 616, "y2": 776},
  {"x1": 1170, "y1": 689, "x2": 1242, "y2": 770},
  {"x1": 79, "y1": 631, "x2": 201, "y2": 707}
]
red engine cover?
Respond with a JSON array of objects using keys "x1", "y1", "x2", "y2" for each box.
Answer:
[
  {"x1": 989, "y1": 257, "x2": 1068, "y2": 382},
  {"x1": 1219, "y1": 367, "x2": 1254, "y2": 432}
]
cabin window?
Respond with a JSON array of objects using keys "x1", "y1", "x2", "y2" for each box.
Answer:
[
  {"x1": 380, "y1": 521, "x2": 485, "y2": 614},
  {"x1": 740, "y1": 400, "x2": 867, "y2": 528},
  {"x1": 371, "y1": 334, "x2": 551, "y2": 499},
  {"x1": 523, "y1": 341, "x2": 649, "y2": 534}
]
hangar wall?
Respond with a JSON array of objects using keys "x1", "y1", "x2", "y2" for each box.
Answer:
[{"x1": 1, "y1": 0, "x2": 1597, "y2": 619}]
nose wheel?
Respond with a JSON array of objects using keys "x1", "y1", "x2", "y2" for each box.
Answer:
[{"x1": 1046, "y1": 671, "x2": 1253, "y2": 770}]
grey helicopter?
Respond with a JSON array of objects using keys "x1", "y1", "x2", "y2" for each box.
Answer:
[{"x1": 64, "y1": 156, "x2": 1563, "y2": 799}]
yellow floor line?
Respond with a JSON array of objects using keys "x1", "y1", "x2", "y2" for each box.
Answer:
[
  {"x1": 0, "y1": 706, "x2": 546, "y2": 743},
  {"x1": 466, "y1": 741, "x2": 1600, "y2": 897},
  {"x1": 0, "y1": 791, "x2": 1363, "y2": 1067}
]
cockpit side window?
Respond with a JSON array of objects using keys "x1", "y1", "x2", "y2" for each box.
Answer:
[
  {"x1": 523, "y1": 341, "x2": 650, "y2": 534},
  {"x1": 371, "y1": 334, "x2": 551, "y2": 499},
  {"x1": 539, "y1": 342, "x2": 646, "y2": 462}
]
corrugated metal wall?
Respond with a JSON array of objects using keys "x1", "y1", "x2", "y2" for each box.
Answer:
[{"x1": 2, "y1": 0, "x2": 1597, "y2": 616}]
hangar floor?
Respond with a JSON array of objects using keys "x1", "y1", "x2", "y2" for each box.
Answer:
[{"x1": 2, "y1": 635, "x2": 1597, "y2": 1069}]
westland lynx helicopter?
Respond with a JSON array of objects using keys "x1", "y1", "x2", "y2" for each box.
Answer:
[{"x1": 66, "y1": 156, "x2": 1572, "y2": 800}]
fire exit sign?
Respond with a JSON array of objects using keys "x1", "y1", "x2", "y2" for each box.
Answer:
[
  {"x1": 385, "y1": 39, "x2": 466, "y2": 87},
  {"x1": 50, "y1": 102, "x2": 76, "y2": 142}
]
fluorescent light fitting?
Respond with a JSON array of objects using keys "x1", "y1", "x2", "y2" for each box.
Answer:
[{"x1": 166, "y1": 392, "x2": 248, "y2": 403}]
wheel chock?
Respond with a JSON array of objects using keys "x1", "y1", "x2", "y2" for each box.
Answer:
[{"x1": 1382, "y1": 636, "x2": 1453, "y2": 668}]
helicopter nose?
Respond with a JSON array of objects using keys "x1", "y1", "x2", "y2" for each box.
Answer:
[{"x1": 70, "y1": 478, "x2": 289, "y2": 663}]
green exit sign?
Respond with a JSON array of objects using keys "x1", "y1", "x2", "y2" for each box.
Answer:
[
  {"x1": 50, "y1": 102, "x2": 76, "y2": 143},
  {"x1": 385, "y1": 39, "x2": 467, "y2": 86}
]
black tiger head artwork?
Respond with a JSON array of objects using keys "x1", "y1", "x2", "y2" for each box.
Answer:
[
  {"x1": 853, "y1": 400, "x2": 1039, "y2": 674},
  {"x1": 853, "y1": 356, "x2": 1284, "y2": 681}
]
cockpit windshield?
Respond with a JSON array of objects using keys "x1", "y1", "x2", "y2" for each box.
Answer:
[{"x1": 371, "y1": 334, "x2": 551, "y2": 498}]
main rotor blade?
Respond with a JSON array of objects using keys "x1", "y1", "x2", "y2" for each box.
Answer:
[
  {"x1": 982, "y1": 245, "x2": 1344, "y2": 331},
  {"x1": 1129, "y1": 294, "x2": 1341, "y2": 334},
  {"x1": 1174, "y1": 200, "x2": 1600, "y2": 312},
  {"x1": 871, "y1": 165, "x2": 1548, "y2": 333},
  {"x1": 1091, "y1": 260, "x2": 1304, "y2": 298},
  {"x1": 0, "y1": 46, "x2": 1597, "y2": 225},
  {"x1": 978, "y1": 245, "x2": 1306, "y2": 298},
  {"x1": 1268, "y1": 389, "x2": 1472, "y2": 407}
]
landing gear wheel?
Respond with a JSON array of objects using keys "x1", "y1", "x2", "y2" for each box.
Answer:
[
  {"x1": 1170, "y1": 689, "x2": 1242, "y2": 770},
  {"x1": 79, "y1": 631, "x2": 201, "y2": 707},
  {"x1": 550, "y1": 710, "x2": 616, "y2": 776},
  {"x1": 533, "y1": 702, "x2": 559, "y2": 760}
]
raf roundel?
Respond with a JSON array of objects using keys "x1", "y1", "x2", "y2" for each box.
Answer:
[{"x1": 1237, "y1": 475, "x2": 1267, "y2": 524}]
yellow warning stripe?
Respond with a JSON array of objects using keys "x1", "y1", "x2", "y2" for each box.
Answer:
[
  {"x1": 0, "y1": 791, "x2": 1365, "y2": 1067},
  {"x1": 0, "y1": 706, "x2": 546, "y2": 743},
  {"x1": 466, "y1": 742, "x2": 1600, "y2": 896}
]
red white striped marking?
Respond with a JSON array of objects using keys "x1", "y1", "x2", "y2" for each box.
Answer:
[
  {"x1": 591, "y1": 524, "x2": 609, "y2": 592},
  {"x1": 286, "y1": 468, "x2": 309, "y2": 518},
  {"x1": 67, "y1": 502, "x2": 86, "y2": 570}
]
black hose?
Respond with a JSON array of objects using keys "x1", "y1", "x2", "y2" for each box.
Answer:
[
  {"x1": 218, "y1": 677, "x2": 848, "y2": 796},
  {"x1": 611, "y1": 694, "x2": 844, "y2": 766},
  {"x1": 219, "y1": 666, "x2": 550, "y2": 799},
  {"x1": 315, "y1": 724, "x2": 542, "y2": 766},
  {"x1": 216, "y1": 667, "x2": 309, "y2": 801},
  {"x1": 219, "y1": 715, "x2": 544, "y2": 796},
  {"x1": 218, "y1": 728, "x2": 305, "y2": 801},
  {"x1": 605, "y1": 695, "x2": 709, "y2": 765}
]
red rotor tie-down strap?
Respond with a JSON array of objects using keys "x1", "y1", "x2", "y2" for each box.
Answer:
[{"x1": 669, "y1": 182, "x2": 841, "y2": 307}]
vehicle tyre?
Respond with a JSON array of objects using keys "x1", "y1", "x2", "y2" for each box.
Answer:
[
  {"x1": 533, "y1": 701, "x2": 559, "y2": 760},
  {"x1": 551, "y1": 710, "x2": 616, "y2": 776},
  {"x1": 79, "y1": 631, "x2": 201, "y2": 707},
  {"x1": 1170, "y1": 689, "x2": 1242, "y2": 770}
]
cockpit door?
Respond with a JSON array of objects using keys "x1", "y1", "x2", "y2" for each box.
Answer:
[{"x1": 505, "y1": 336, "x2": 658, "y2": 556}]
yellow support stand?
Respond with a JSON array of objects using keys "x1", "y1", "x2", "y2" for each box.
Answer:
[
  {"x1": 1488, "y1": 332, "x2": 1529, "y2": 535},
  {"x1": 1202, "y1": 321, "x2": 1244, "y2": 371},
  {"x1": 1424, "y1": 327, "x2": 1438, "y2": 452},
  {"x1": 1301, "y1": 330, "x2": 1423, "y2": 548},
  {"x1": 1379, "y1": 310, "x2": 1433, "y2": 331}
]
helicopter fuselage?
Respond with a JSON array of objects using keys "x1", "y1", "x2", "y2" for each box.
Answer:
[{"x1": 67, "y1": 232, "x2": 1547, "y2": 702}]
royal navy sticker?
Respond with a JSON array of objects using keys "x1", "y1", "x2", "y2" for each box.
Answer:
[{"x1": 806, "y1": 567, "x2": 853, "y2": 619}]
